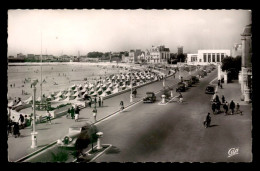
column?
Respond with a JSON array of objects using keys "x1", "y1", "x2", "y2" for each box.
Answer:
[{"x1": 218, "y1": 64, "x2": 221, "y2": 80}]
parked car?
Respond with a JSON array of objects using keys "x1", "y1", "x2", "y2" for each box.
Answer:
[
  {"x1": 190, "y1": 76, "x2": 199, "y2": 84},
  {"x1": 176, "y1": 82, "x2": 186, "y2": 92},
  {"x1": 143, "y1": 92, "x2": 156, "y2": 103},
  {"x1": 183, "y1": 79, "x2": 192, "y2": 87},
  {"x1": 57, "y1": 123, "x2": 97, "y2": 148},
  {"x1": 205, "y1": 85, "x2": 215, "y2": 94}
]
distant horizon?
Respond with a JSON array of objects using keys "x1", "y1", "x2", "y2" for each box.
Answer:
[{"x1": 8, "y1": 10, "x2": 251, "y2": 57}]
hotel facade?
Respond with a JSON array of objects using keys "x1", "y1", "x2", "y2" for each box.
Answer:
[{"x1": 187, "y1": 49, "x2": 231, "y2": 65}]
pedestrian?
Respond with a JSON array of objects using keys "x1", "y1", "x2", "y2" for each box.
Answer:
[
  {"x1": 229, "y1": 100, "x2": 235, "y2": 115},
  {"x1": 220, "y1": 83, "x2": 223, "y2": 89},
  {"x1": 94, "y1": 97, "x2": 97, "y2": 107},
  {"x1": 13, "y1": 122, "x2": 20, "y2": 138},
  {"x1": 23, "y1": 115, "x2": 28, "y2": 128},
  {"x1": 204, "y1": 113, "x2": 211, "y2": 128},
  {"x1": 74, "y1": 105, "x2": 80, "y2": 122},
  {"x1": 67, "y1": 107, "x2": 71, "y2": 119},
  {"x1": 98, "y1": 97, "x2": 101, "y2": 107},
  {"x1": 216, "y1": 101, "x2": 221, "y2": 114},
  {"x1": 18, "y1": 114, "x2": 24, "y2": 129},
  {"x1": 10, "y1": 84, "x2": 12, "y2": 88},
  {"x1": 70, "y1": 106, "x2": 75, "y2": 119},
  {"x1": 211, "y1": 102, "x2": 216, "y2": 114},
  {"x1": 120, "y1": 100, "x2": 124, "y2": 110},
  {"x1": 223, "y1": 102, "x2": 229, "y2": 115},
  {"x1": 218, "y1": 80, "x2": 220, "y2": 87},
  {"x1": 92, "y1": 107, "x2": 97, "y2": 122},
  {"x1": 222, "y1": 95, "x2": 225, "y2": 104},
  {"x1": 46, "y1": 110, "x2": 52, "y2": 124},
  {"x1": 215, "y1": 94, "x2": 220, "y2": 103},
  {"x1": 89, "y1": 98, "x2": 92, "y2": 108},
  {"x1": 178, "y1": 93, "x2": 183, "y2": 103},
  {"x1": 14, "y1": 83, "x2": 15, "y2": 87},
  {"x1": 236, "y1": 103, "x2": 242, "y2": 115},
  {"x1": 101, "y1": 96, "x2": 103, "y2": 107}
]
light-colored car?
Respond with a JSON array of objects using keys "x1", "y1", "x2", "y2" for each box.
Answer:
[{"x1": 57, "y1": 123, "x2": 91, "y2": 148}]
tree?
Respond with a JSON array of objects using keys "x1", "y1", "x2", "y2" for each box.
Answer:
[
  {"x1": 221, "y1": 56, "x2": 241, "y2": 80},
  {"x1": 177, "y1": 54, "x2": 186, "y2": 62}
]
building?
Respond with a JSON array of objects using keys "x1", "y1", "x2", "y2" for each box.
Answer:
[
  {"x1": 17, "y1": 53, "x2": 26, "y2": 59},
  {"x1": 231, "y1": 43, "x2": 242, "y2": 57},
  {"x1": 177, "y1": 46, "x2": 183, "y2": 55},
  {"x1": 240, "y1": 24, "x2": 252, "y2": 102},
  {"x1": 147, "y1": 45, "x2": 170, "y2": 64},
  {"x1": 187, "y1": 49, "x2": 231, "y2": 65},
  {"x1": 128, "y1": 49, "x2": 142, "y2": 63}
]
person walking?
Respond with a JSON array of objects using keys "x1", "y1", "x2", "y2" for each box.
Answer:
[
  {"x1": 178, "y1": 93, "x2": 183, "y2": 103},
  {"x1": 94, "y1": 97, "x2": 97, "y2": 107},
  {"x1": 46, "y1": 110, "x2": 52, "y2": 124},
  {"x1": 216, "y1": 101, "x2": 221, "y2": 114},
  {"x1": 236, "y1": 103, "x2": 242, "y2": 115},
  {"x1": 98, "y1": 97, "x2": 101, "y2": 107},
  {"x1": 23, "y1": 115, "x2": 28, "y2": 128},
  {"x1": 222, "y1": 95, "x2": 225, "y2": 104},
  {"x1": 204, "y1": 113, "x2": 211, "y2": 128},
  {"x1": 101, "y1": 96, "x2": 103, "y2": 107},
  {"x1": 70, "y1": 106, "x2": 75, "y2": 119},
  {"x1": 211, "y1": 102, "x2": 216, "y2": 114},
  {"x1": 89, "y1": 98, "x2": 92, "y2": 108},
  {"x1": 229, "y1": 100, "x2": 235, "y2": 115},
  {"x1": 74, "y1": 105, "x2": 80, "y2": 122},
  {"x1": 223, "y1": 102, "x2": 229, "y2": 115},
  {"x1": 18, "y1": 114, "x2": 24, "y2": 129},
  {"x1": 13, "y1": 122, "x2": 20, "y2": 138},
  {"x1": 92, "y1": 107, "x2": 97, "y2": 122},
  {"x1": 120, "y1": 100, "x2": 124, "y2": 110}
]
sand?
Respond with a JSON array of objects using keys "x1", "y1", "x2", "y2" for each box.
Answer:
[{"x1": 7, "y1": 62, "x2": 131, "y2": 102}]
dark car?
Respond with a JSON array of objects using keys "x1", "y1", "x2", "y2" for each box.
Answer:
[
  {"x1": 183, "y1": 79, "x2": 192, "y2": 87},
  {"x1": 205, "y1": 85, "x2": 215, "y2": 94},
  {"x1": 176, "y1": 82, "x2": 186, "y2": 92},
  {"x1": 143, "y1": 92, "x2": 156, "y2": 103},
  {"x1": 190, "y1": 76, "x2": 199, "y2": 84},
  {"x1": 57, "y1": 123, "x2": 98, "y2": 148}
]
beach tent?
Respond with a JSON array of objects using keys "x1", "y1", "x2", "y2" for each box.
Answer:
[
  {"x1": 55, "y1": 91, "x2": 63, "y2": 98},
  {"x1": 8, "y1": 100, "x2": 16, "y2": 107},
  {"x1": 91, "y1": 91, "x2": 97, "y2": 96},
  {"x1": 75, "y1": 96, "x2": 84, "y2": 101},
  {"x1": 53, "y1": 96, "x2": 63, "y2": 101},
  {"x1": 12, "y1": 101, "x2": 26, "y2": 109},
  {"x1": 24, "y1": 96, "x2": 33, "y2": 104},
  {"x1": 72, "y1": 91, "x2": 79, "y2": 97},
  {"x1": 112, "y1": 88, "x2": 119, "y2": 93}
]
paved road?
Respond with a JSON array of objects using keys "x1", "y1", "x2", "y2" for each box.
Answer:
[{"x1": 93, "y1": 69, "x2": 251, "y2": 162}]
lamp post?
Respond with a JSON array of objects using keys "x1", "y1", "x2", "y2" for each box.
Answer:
[
  {"x1": 31, "y1": 80, "x2": 38, "y2": 148},
  {"x1": 130, "y1": 68, "x2": 133, "y2": 102}
]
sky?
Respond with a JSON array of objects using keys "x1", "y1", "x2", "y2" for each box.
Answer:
[{"x1": 8, "y1": 9, "x2": 251, "y2": 56}]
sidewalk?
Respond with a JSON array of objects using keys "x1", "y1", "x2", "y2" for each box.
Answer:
[{"x1": 8, "y1": 68, "x2": 199, "y2": 162}]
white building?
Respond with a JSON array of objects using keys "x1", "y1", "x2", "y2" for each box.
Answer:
[{"x1": 187, "y1": 49, "x2": 231, "y2": 65}]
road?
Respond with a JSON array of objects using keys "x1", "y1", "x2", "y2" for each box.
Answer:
[
  {"x1": 25, "y1": 69, "x2": 252, "y2": 162},
  {"x1": 94, "y1": 69, "x2": 251, "y2": 162}
]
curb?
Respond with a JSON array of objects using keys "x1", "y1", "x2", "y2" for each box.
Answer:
[{"x1": 15, "y1": 140, "x2": 57, "y2": 162}]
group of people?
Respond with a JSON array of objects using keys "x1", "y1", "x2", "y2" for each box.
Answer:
[
  {"x1": 88, "y1": 96, "x2": 104, "y2": 108},
  {"x1": 212, "y1": 94, "x2": 241, "y2": 115},
  {"x1": 67, "y1": 105, "x2": 81, "y2": 122},
  {"x1": 7, "y1": 113, "x2": 33, "y2": 138}
]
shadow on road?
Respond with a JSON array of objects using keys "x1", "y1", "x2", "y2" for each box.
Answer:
[
  {"x1": 105, "y1": 146, "x2": 121, "y2": 154},
  {"x1": 209, "y1": 124, "x2": 219, "y2": 127}
]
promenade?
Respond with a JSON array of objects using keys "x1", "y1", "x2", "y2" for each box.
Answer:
[{"x1": 8, "y1": 67, "x2": 198, "y2": 162}]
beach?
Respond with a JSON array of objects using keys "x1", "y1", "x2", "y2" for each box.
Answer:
[{"x1": 7, "y1": 62, "x2": 133, "y2": 102}]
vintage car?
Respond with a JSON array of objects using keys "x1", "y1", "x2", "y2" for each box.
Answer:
[
  {"x1": 183, "y1": 79, "x2": 192, "y2": 87},
  {"x1": 205, "y1": 85, "x2": 215, "y2": 94},
  {"x1": 190, "y1": 76, "x2": 199, "y2": 84},
  {"x1": 57, "y1": 123, "x2": 97, "y2": 148},
  {"x1": 176, "y1": 82, "x2": 186, "y2": 92},
  {"x1": 143, "y1": 92, "x2": 156, "y2": 103}
]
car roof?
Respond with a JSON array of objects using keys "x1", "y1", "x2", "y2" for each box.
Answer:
[
  {"x1": 207, "y1": 85, "x2": 215, "y2": 88},
  {"x1": 146, "y1": 92, "x2": 154, "y2": 94}
]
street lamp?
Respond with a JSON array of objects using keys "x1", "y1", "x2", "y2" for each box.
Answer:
[
  {"x1": 130, "y1": 67, "x2": 133, "y2": 102},
  {"x1": 31, "y1": 79, "x2": 38, "y2": 148}
]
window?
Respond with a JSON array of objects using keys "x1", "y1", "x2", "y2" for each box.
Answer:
[
  {"x1": 208, "y1": 53, "x2": 211, "y2": 62},
  {"x1": 217, "y1": 53, "x2": 220, "y2": 62},
  {"x1": 203, "y1": 53, "x2": 207, "y2": 62},
  {"x1": 212, "y1": 54, "x2": 215, "y2": 62},
  {"x1": 221, "y1": 53, "x2": 224, "y2": 61}
]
